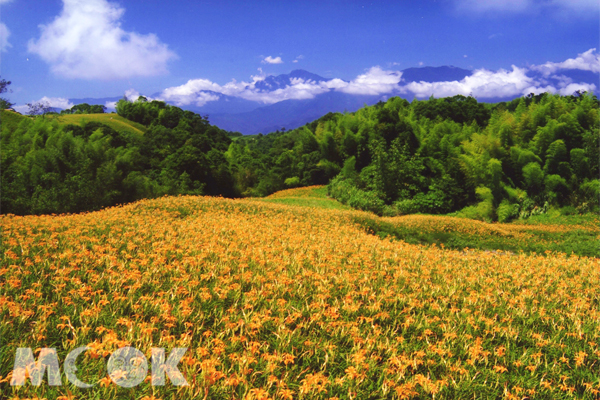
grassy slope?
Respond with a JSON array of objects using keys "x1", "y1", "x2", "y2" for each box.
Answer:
[
  {"x1": 0, "y1": 111, "x2": 595, "y2": 257},
  {"x1": 49, "y1": 113, "x2": 147, "y2": 135},
  {"x1": 0, "y1": 109, "x2": 28, "y2": 131},
  {"x1": 258, "y1": 186, "x2": 599, "y2": 257},
  {"x1": 258, "y1": 185, "x2": 352, "y2": 210},
  {"x1": 1, "y1": 110, "x2": 147, "y2": 136}
]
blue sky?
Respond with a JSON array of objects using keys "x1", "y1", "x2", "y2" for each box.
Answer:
[{"x1": 1, "y1": 0, "x2": 598, "y2": 110}]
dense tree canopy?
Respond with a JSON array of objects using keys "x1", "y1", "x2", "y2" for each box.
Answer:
[
  {"x1": 227, "y1": 93, "x2": 599, "y2": 221},
  {"x1": 60, "y1": 103, "x2": 107, "y2": 114},
  {"x1": 1, "y1": 98, "x2": 235, "y2": 214},
  {"x1": 0, "y1": 76, "x2": 13, "y2": 110},
  {"x1": 2, "y1": 92, "x2": 598, "y2": 219}
]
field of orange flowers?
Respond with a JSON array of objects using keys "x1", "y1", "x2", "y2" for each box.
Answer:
[{"x1": 1, "y1": 192, "x2": 599, "y2": 399}]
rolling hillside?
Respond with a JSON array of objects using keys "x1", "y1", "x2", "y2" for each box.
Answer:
[
  {"x1": 257, "y1": 186, "x2": 599, "y2": 257},
  {"x1": 49, "y1": 113, "x2": 147, "y2": 135},
  {"x1": 1, "y1": 110, "x2": 147, "y2": 136},
  {"x1": 1, "y1": 189, "x2": 598, "y2": 399},
  {"x1": 0, "y1": 109, "x2": 28, "y2": 131}
]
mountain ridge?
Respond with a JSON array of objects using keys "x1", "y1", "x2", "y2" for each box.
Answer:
[{"x1": 63, "y1": 66, "x2": 598, "y2": 135}]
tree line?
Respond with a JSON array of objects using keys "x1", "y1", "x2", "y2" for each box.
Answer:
[
  {"x1": 1, "y1": 97, "x2": 234, "y2": 214},
  {"x1": 227, "y1": 92, "x2": 599, "y2": 221},
  {"x1": 2, "y1": 91, "x2": 598, "y2": 220}
]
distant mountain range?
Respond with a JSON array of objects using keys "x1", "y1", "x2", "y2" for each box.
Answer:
[
  {"x1": 68, "y1": 66, "x2": 598, "y2": 135},
  {"x1": 210, "y1": 91, "x2": 382, "y2": 135},
  {"x1": 254, "y1": 69, "x2": 333, "y2": 91}
]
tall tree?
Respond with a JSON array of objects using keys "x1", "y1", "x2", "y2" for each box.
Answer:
[{"x1": 0, "y1": 76, "x2": 13, "y2": 110}]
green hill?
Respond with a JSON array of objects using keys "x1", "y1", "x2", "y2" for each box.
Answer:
[
  {"x1": 49, "y1": 113, "x2": 147, "y2": 135},
  {"x1": 258, "y1": 185, "x2": 599, "y2": 257},
  {"x1": 0, "y1": 109, "x2": 28, "y2": 131},
  {"x1": 1, "y1": 103, "x2": 235, "y2": 215},
  {"x1": 1, "y1": 110, "x2": 147, "y2": 136}
]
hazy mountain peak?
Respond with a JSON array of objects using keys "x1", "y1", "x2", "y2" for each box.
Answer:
[{"x1": 254, "y1": 70, "x2": 330, "y2": 92}]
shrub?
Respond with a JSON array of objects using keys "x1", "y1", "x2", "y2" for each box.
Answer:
[
  {"x1": 559, "y1": 205, "x2": 578, "y2": 216},
  {"x1": 577, "y1": 179, "x2": 600, "y2": 212},
  {"x1": 394, "y1": 199, "x2": 418, "y2": 215},
  {"x1": 497, "y1": 199, "x2": 519, "y2": 223},
  {"x1": 284, "y1": 177, "x2": 301, "y2": 187},
  {"x1": 544, "y1": 174, "x2": 569, "y2": 205},
  {"x1": 328, "y1": 175, "x2": 386, "y2": 215}
]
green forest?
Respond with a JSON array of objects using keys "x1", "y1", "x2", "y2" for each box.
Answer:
[{"x1": 1, "y1": 92, "x2": 598, "y2": 221}]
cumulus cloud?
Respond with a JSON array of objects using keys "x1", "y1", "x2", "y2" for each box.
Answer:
[
  {"x1": 454, "y1": 0, "x2": 599, "y2": 14},
  {"x1": 336, "y1": 67, "x2": 403, "y2": 95},
  {"x1": 157, "y1": 49, "x2": 598, "y2": 107},
  {"x1": 399, "y1": 55, "x2": 597, "y2": 99},
  {"x1": 160, "y1": 66, "x2": 405, "y2": 106},
  {"x1": 101, "y1": 89, "x2": 159, "y2": 109},
  {"x1": 12, "y1": 105, "x2": 30, "y2": 114},
  {"x1": 41, "y1": 96, "x2": 75, "y2": 109},
  {"x1": 123, "y1": 88, "x2": 160, "y2": 102},
  {"x1": 550, "y1": 0, "x2": 600, "y2": 12},
  {"x1": 159, "y1": 81, "x2": 221, "y2": 107},
  {"x1": 161, "y1": 75, "x2": 331, "y2": 105},
  {"x1": 0, "y1": 23, "x2": 11, "y2": 52},
  {"x1": 27, "y1": 0, "x2": 177, "y2": 80},
  {"x1": 531, "y1": 48, "x2": 600, "y2": 76},
  {"x1": 400, "y1": 66, "x2": 536, "y2": 98},
  {"x1": 13, "y1": 96, "x2": 74, "y2": 113},
  {"x1": 455, "y1": 0, "x2": 532, "y2": 13},
  {"x1": 262, "y1": 56, "x2": 284, "y2": 64},
  {"x1": 557, "y1": 82, "x2": 597, "y2": 96}
]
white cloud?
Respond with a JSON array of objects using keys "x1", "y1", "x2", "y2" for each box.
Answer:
[
  {"x1": 521, "y1": 85, "x2": 557, "y2": 96},
  {"x1": 399, "y1": 53, "x2": 598, "y2": 99},
  {"x1": 123, "y1": 88, "x2": 158, "y2": 102},
  {"x1": 161, "y1": 75, "x2": 332, "y2": 105},
  {"x1": 158, "y1": 49, "x2": 598, "y2": 107},
  {"x1": 531, "y1": 48, "x2": 600, "y2": 76},
  {"x1": 160, "y1": 66, "x2": 404, "y2": 106},
  {"x1": 124, "y1": 89, "x2": 140, "y2": 101},
  {"x1": 41, "y1": 96, "x2": 74, "y2": 109},
  {"x1": 27, "y1": 0, "x2": 176, "y2": 80},
  {"x1": 262, "y1": 56, "x2": 283, "y2": 64},
  {"x1": 13, "y1": 96, "x2": 74, "y2": 113},
  {"x1": 336, "y1": 67, "x2": 403, "y2": 95},
  {"x1": 0, "y1": 0, "x2": 14, "y2": 4},
  {"x1": 160, "y1": 81, "x2": 221, "y2": 107},
  {"x1": 557, "y1": 82, "x2": 597, "y2": 96},
  {"x1": 12, "y1": 105, "x2": 29, "y2": 114},
  {"x1": 400, "y1": 66, "x2": 536, "y2": 98},
  {"x1": 0, "y1": 23, "x2": 11, "y2": 52},
  {"x1": 103, "y1": 89, "x2": 159, "y2": 109},
  {"x1": 455, "y1": 0, "x2": 532, "y2": 13},
  {"x1": 550, "y1": 0, "x2": 600, "y2": 12},
  {"x1": 454, "y1": 0, "x2": 599, "y2": 14}
]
